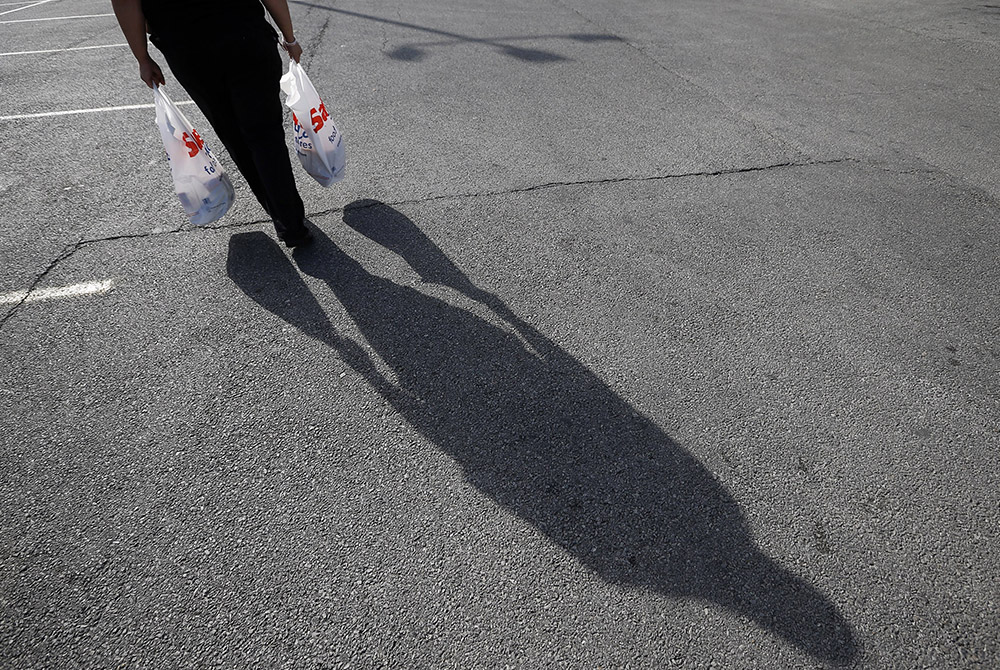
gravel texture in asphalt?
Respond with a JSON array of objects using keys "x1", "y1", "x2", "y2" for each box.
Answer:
[{"x1": 1, "y1": 0, "x2": 998, "y2": 667}]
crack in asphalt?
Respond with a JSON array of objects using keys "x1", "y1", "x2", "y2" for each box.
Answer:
[
  {"x1": 0, "y1": 240, "x2": 83, "y2": 331},
  {"x1": 311, "y1": 16, "x2": 331, "y2": 55},
  {"x1": 0, "y1": 156, "x2": 857, "y2": 333},
  {"x1": 379, "y1": 19, "x2": 390, "y2": 54},
  {"x1": 316, "y1": 158, "x2": 858, "y2": 218}
]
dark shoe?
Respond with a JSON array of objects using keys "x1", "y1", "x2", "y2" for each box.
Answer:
[{"x1": 282, "y1": 227, "x2": 314, "y2": 248}]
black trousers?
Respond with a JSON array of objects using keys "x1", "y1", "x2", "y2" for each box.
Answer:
[{"x1": 155, "y1": 28, "x2": 307, "y2": 241}]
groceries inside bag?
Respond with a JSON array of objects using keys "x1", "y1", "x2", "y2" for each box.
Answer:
[
  {"x1": 153, "y1": 85, "x2": 234, "y2": 225},
  {"x1": 279, "y1": 61, "x2": 346, "y2": 187}
]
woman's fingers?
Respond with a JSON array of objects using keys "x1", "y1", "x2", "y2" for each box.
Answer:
[
  {"x1": 284, "y1": 42, "x2": 303, "y2": 63},
  {"x1": 139, "y1": 58, "x2": 165, "y2": 88}
]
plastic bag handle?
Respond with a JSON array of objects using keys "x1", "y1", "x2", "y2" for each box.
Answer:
[{"x1": 153, "y1": 83, "x2": 188, "y2": 141}]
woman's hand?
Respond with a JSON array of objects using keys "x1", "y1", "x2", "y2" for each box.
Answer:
[
  {"x1": 111, "y1": 0, "x2": 164, "y2": 88},
  {"x1": 282, "y1": 40, "x2": 303, "y2": 63},
  {"x1": 139, "y1": 56, "x2": 165, "y2": 88},
  {"x1": 261, "y1": 0, "x2": 301, "y2": 61}
]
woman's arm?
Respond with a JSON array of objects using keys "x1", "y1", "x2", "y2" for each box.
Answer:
[
  {"x1": 110, "y1": 0, "x2": 164, "y2": 87},
  {"x1": 260, "y1": 0, "x2": 303, "y2": 62}
]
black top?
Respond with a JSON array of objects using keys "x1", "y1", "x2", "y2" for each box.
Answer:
[{"x1": 143, "y1": 0, "x2": 274, "y2": 46}]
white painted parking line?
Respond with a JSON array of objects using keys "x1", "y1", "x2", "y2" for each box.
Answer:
[
  {"x1": 0, "y1": 2, "x2": 42, "y2": 6},
  {"x1": 0, "y1": 280, "x2": 115, "y2": 305},
  {"x1": 0, "y1": 13, "x2": 114, "y2": 24},
  {"x1": 0, "y1": 100, "x2": 195, "y2": 121},
  {"x1": 0, "y1": 43, "x2": 127, "y2": 56},
  {"x1": 0, "y1": 0, "x2": 59, "y2": 17}
]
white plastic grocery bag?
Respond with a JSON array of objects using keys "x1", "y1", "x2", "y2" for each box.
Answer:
[
  {"x1": 279, "y1": 61, "x2": 346, "y2": 187},
  {"x1": 153, "y1": 85, "x2": 234, "y2": 225}
]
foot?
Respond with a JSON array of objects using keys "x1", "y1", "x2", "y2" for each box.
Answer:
[{"x1": 282, "y1": 227, "x2": 314, "y2": 248}]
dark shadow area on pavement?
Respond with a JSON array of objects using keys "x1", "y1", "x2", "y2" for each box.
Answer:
[
  {"x1": 226, "y1": 202, "x2": 859, "y2": 665},
  {"x1": 290, "y1": 1, "x2": 622, "y2": 63}
]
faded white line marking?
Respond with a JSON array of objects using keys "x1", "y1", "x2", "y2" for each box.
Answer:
[
  {"x1": 0, "y1": 43, "x2": 127, "y2": 56},
  {"x1": 0, "y1": 0, "x2": 58, "y2": 16},
  {"x1": 0, "y1": 13, "x2": 114, "y2": 24},
  {"x1": 0, "y1": 100, "x2": 194, "y2": 121},
  {"x1": 0, "y1": 279, "x2": 115, "y2": 305}
]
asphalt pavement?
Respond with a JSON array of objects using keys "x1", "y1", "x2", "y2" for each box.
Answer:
[{"x1": 1, "y1": 0, "x2": 998, "y2": 667}]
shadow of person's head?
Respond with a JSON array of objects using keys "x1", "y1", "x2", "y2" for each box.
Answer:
[{"x1": 228, "y1": 206, "x2": 859, "y2": 665}]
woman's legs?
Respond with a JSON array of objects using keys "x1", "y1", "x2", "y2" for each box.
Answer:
[
  {"x1": 158, "y1": 32, "x2": 308, "y2": 242},
  {"x1": 221, "y1": 35, "x2": 307, "y2": 240}
]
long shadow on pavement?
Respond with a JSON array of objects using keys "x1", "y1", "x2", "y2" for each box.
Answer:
[{"x1": 226, "y1": 202, "x2": 858, "y2": 665}]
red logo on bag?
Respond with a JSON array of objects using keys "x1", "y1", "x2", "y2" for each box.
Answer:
[
  {"x1": 182, "y1": 129, "x2": 205, "y2": 158},
  {"x1": 310, "y1": 103, "x2": 329, "y2": 133}
]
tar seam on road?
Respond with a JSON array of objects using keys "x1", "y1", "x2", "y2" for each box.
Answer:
[
  {"x1": 0, "y1": 157, "x2": 857, "y2": 334},
  {"x1": 0, "y1": 241, "x2": 83, "y2": 331},
  {"x1": 320, "y1": 157, "x2": 858, "y2": 217}
]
